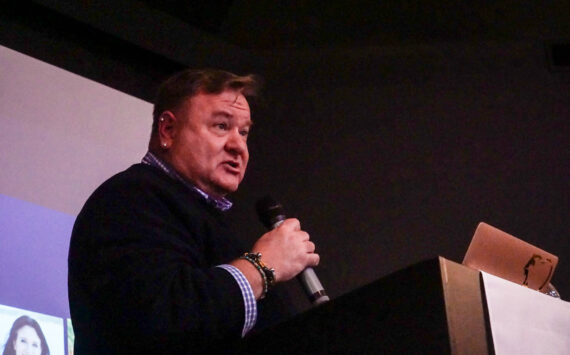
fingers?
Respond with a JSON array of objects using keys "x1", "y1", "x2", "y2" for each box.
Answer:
[
  {"x1": 281, "y1": 219, "x2": 315, "y2": 254},
  {"x1": 281, "y1": 218, "x2": 301, "y2": 231},
  {"x1": 307, "y1": 252, "x2": 320, "y2": 267},
  {"x1": 306, "y1": 241, "x2": 316, "y2": 253},
  {"x1": 280, "y1": 219, "x2": 309, "y2": 242},
  {"x1": 252, "y1": 218, "x2": 321, "y2": 282}
]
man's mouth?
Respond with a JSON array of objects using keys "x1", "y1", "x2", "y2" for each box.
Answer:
[{"x1": 223, "y1": 161, "x2": 240, "y2": 172}]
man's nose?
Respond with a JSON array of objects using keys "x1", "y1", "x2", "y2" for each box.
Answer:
[{"x1": 226, "y1": 129, "x2": 247, "y2": 154}]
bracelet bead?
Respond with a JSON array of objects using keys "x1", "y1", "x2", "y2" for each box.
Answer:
[{"x1": 240, "y1": 252, "x2": 276, "y2": 299}]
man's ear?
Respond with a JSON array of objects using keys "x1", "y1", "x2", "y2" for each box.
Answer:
[{"x1": 157, "y1": 111, "x2": 177, "y2": 149}]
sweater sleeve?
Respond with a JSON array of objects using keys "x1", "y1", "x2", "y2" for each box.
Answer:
[{"x1": 216, "y1": 264, "x2": 257, "y2": 336}]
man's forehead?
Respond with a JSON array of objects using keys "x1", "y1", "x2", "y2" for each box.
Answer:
[
  {"x1": 219, "y1": 91, "x2": 250, "y2": 110},
  {"x1": 191, "y1": 90, "x2": 249, "y2": 109}
]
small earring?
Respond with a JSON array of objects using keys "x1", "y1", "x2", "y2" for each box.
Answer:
[
  {"x1": 162, "y1": 142, "x2": 168, "y2": 148},
  {"x1": 160, "y1": 117, "x2": 165, "y2": 122}
]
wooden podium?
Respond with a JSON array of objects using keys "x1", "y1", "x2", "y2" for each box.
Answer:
[{"x1": 240, "y1": 257, "x2": 492, "y2": 354}]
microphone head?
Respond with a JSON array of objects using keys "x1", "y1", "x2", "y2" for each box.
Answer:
[{"x1": 256, "y1": 196, "x2": 286, "y2": 229}]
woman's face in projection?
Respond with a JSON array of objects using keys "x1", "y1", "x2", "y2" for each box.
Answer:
[{"x1": 13, "y1": 325, "x2": 42, "y2": 355}]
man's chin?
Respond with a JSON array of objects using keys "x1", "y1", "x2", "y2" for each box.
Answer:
[{"x1": 211, "y1": 179, "x2": 241, "y2": 197}]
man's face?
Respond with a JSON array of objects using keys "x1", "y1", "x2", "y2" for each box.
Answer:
[{"x1": 166, "y1": 90, "x2": 251, "y2": 197}]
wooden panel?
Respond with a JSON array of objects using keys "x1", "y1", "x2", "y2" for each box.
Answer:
[{"x1": 440, "y1": 257, "x2": 490, "y2": 355}]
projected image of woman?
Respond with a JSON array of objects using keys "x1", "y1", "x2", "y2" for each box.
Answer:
[{"x1": 2, "y1": 316, "x2": 50, "y2": 355}]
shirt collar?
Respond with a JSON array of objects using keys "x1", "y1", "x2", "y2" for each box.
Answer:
[{"x1": 142, "y1": 151, "x2": 233, "y2": 211}]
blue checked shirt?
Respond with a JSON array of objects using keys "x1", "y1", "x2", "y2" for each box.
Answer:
[{"x1": 142, "y1": 151, "x2": 257, "y2": 337}]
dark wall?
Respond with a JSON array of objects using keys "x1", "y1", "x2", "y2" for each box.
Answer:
[
  {"x1": 1, "y1": 5, "x2": 568, "y2": 312},
  {"x1": 231, "y1": 42, "x2": 570, "y2": 309}
]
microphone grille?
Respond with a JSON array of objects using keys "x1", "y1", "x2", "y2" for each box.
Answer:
[{"x1": 255, "y1": 196, "x2": 285, "y2": 229}]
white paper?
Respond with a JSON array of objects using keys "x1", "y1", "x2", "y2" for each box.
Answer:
[{"x1": 482, "y1": 272, "x2": 570, "y2": 354}]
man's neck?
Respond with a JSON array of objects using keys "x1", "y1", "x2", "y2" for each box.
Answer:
[{"x1": 142, "y1": 151, "x2": 233, "y2": 211}]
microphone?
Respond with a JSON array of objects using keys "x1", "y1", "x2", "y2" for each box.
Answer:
[{"x1": 256, "y1": 196, "x2": 330, "y2": 305}]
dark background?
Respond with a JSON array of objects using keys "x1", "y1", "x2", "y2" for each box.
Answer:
[{"x1": 2, "y1": 0, "x2": 568, "y2": 311}]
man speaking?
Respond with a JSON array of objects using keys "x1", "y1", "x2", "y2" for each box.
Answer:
[{"x1": 68, "y1": 69, "x2": 320, "y2": 353}]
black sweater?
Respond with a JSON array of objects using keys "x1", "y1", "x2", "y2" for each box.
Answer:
[{"x1": 68, "y1": 163, "x2": 292, "y2": 354}]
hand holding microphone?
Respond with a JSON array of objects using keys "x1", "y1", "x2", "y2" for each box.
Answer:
[
  {"x1": 252, "y1": 218, "x2": 319, "y2": 282},
  {"x1": 253, "y1": 196, "x2": 329, "y2": 305}
]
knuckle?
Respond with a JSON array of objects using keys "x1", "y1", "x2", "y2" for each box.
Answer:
[
  {"x1": 295, "y1": 231, "x2": 307, "y2": 240},
  {"x1": 287, "y1": 218, "x2": 300, "y2": 227}
]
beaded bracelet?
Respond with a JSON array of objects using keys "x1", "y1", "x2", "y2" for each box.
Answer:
[{"x1": 240, "y1": 252, "x2": 275, "y2": 299}]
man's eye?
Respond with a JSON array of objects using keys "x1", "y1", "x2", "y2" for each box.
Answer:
[
  {"x1": 215, "y1": 123, "x2": 228, "y2": 130},
  {"x1": 239, "y1": 129, "x2": 249, "y2": 137}
]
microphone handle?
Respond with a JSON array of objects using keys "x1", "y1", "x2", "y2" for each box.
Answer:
[
  {"x1": 272, "y1": 220, "x2": 330, "y2": 305},
  {"x1": 298, "y1": 267, "x2": 330, "y2": 305}
]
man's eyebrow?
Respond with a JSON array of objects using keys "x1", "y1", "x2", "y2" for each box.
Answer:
[
  {"x1": 212, "y1": 110, "x2": 232, "y2": 118},
  {"x1": 211, "y1": 111, "x2": 253, "y2": 126}
]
